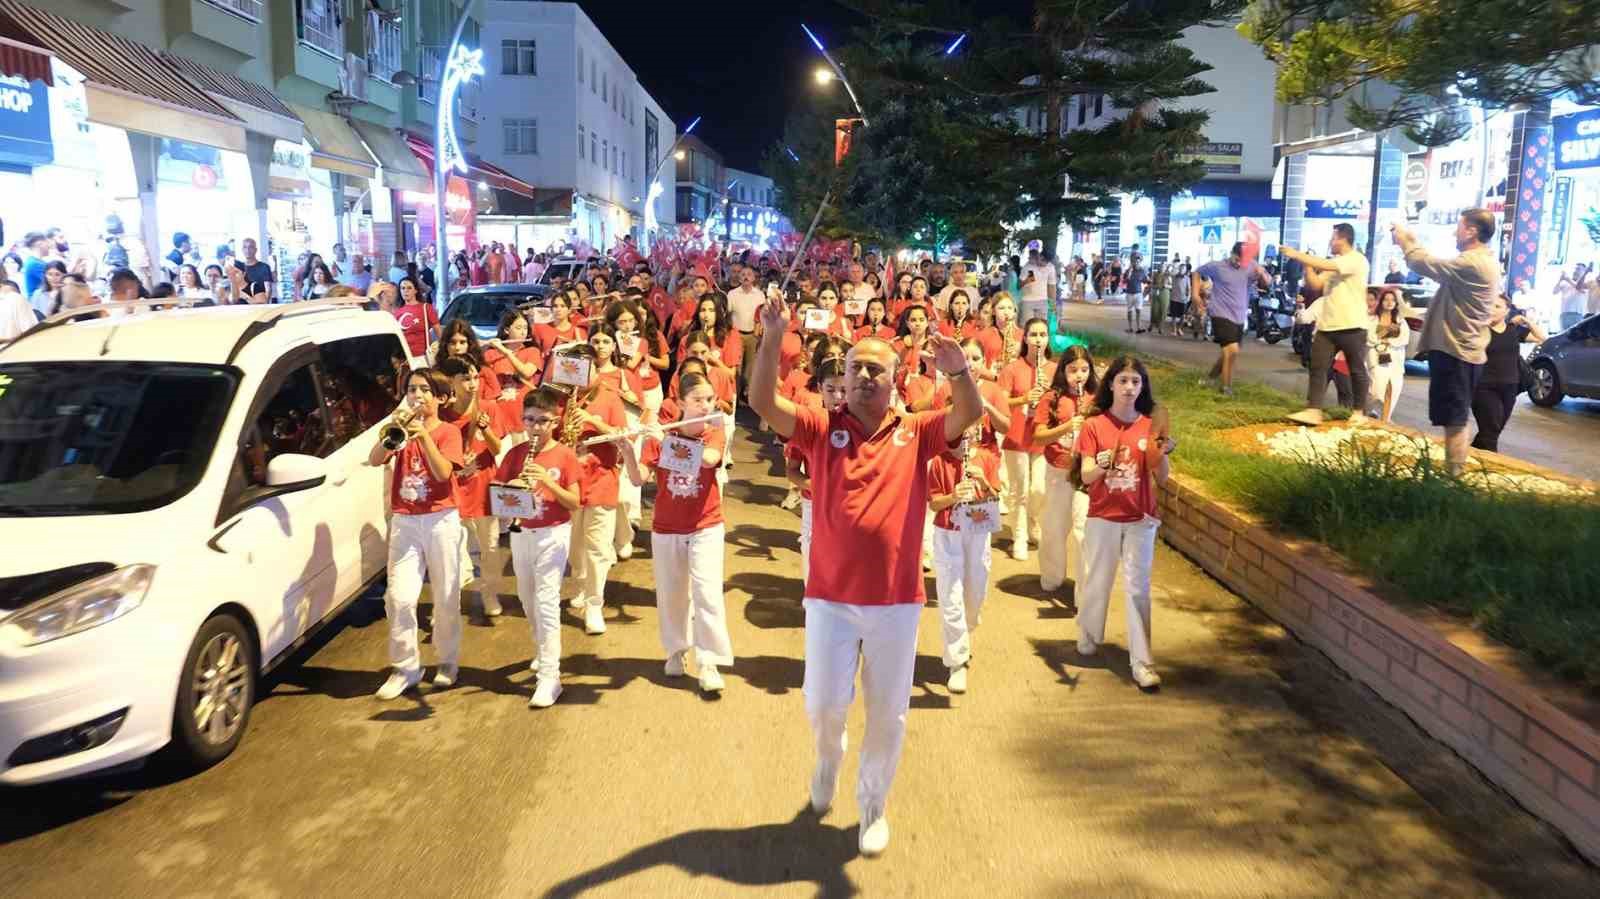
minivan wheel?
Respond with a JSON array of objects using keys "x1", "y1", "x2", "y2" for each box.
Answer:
[
  {"x1": 1529, "y1": 361, "x2": 1564, "y2": 408},
  {"x1": 168, "y1": 614, "x2": 256, "y2": 770}
]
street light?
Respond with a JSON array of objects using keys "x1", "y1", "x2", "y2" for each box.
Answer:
[
  {"x1": 674, "y1": 149, "x2": 686, "y2": 161},
  {"x1": 814, "y1": 68, "x2": 834, "y2": 86},
  {"x1": 645, "y1": 115, "x2": 702, "y2": 239}
]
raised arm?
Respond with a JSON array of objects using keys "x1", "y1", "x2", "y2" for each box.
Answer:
[{"x1": 749, "y1": 292, "x2": 799, "y2": 438}]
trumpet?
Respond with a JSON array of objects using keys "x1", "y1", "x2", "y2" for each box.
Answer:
[{"x1": 380, "y1": 401, "x2": 418, "y2": 451}]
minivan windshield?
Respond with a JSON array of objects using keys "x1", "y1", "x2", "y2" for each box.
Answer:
[{"x1": 0, "y1": 362, "x2": 238, "y2": 517}]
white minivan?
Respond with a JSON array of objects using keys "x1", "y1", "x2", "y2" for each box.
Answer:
[{"x1": 0, "y1": 299, "x2": 414, "y2": 784}]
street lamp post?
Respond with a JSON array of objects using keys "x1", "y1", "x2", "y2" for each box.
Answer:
[
  {"x1": 644, "y1": 116, "x2": 701, "y2": 242},
  {"x1": 431, "y1": 3, "x2": 484, "y2": 314}
]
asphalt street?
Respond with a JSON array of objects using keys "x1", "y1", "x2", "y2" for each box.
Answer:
[
  {"x1": 1062, "y1": 299, "x2": 1600, "y2": 483},
  {"x1": 4, "y1": 420, "x2": 1597, "y2": 898}
]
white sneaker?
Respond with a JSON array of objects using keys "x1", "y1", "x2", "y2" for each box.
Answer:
[
  {"x1": 780, "y1": 489, "x2": 801, "y2": 511},
  {"x1": 664, "y1": 650, "x2": 687, "y2": 677},
  {"x1": 809, "y1": 765, "x2": 838, "y2": 815},
  {"x1": 568, "y1": 595, "x2": 586, "y2": 612},
  {"x1": 584, "y1": 605, "x2": 606, "y2": 635},
  {"x1": 1287, "y1": 408, "x2": 1324, "y2": 426},
  {"x1": 617, "y1": 543, "x2": 634, "y2": 560},
  {"x1": 374, "y1": 672, "x2": 417, "y2": 700},
  {"x1": 859, "y1": 813, "x2": 891, "y2": 857},
  {"x1": 432, "y1": 664, "x2": 458, "y2": 687},
  {"x1": 529, "y1": 677, "x2": 562, "y2": 708},
  {"x1": 947, "y1": 664, "x2": 968, "y2": 694},
  {"x1": 699, "y1": 664, "x2": 724, "y2": 694},
  {"x1": 1132, "y1": 662, "x2": 1162, "y2": 691},
  {"x1": 1077, "y1": 635, "x2": 1098, "y2": 656},
  {"x1": 482, "y1": 591, "x2": 503, "y2": 618},
  {"x1": 1011, "y1": 543, "x2": 1029, "y2": 562}
]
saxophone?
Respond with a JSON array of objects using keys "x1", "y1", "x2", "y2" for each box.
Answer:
[
  {"x1": 559, "y1": 385, "x2": 586, "y2": 447},
  {"x1": 1001, "y1": 324, "x2": 1019, "y2": 367},
  {"x1": 503, "y1": 436, "x2": 543, "y2": 533}
]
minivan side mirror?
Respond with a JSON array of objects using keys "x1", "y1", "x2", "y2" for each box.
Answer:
[{"x1": 265, "y1": 453, "x2": 327, "y2": 490}]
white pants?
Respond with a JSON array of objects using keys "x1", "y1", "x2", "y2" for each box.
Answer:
[
  {"x1": 1077, "y1": 517, "x2": 1159, "y2": 668},
  {"x1": 1368, "y1": 355, "x2": 1406, "y2": 419},
  {"x1": 799, "y1": 498, "x2": 813, "y2": 586},
  {"x1": 1002, "y1": 450, "x2": 1046, "y2": 544},
  {"x1": 652, "y1": 524, "x2": 734, "y2": 666},
  {"x1": 617, "y1": 405, "x2": 643, "y2": 543},
  {"x1": 511, "y1": 522, "x2": 571, "y2": 680},
  {"x1": 385, "y1": 509, "x2": 465, "y2": 679},
  {"x1": 1020, "y1": 299, "x2": 1047, "y2": 323},
  {"x1": 568, "y1": 504, "x2": 618, "y2": 608},
  {"x1": 1039, "y1": 468, "x2": 1090, "y2": 591},
  {"x1": 932, "y1": 527, "x2": 991, "y2": 669},
  {"x1": 460, "y1": 515, "x2": 502, "y2": 589},
  {"x1": 803, "y1": 598, "x2": 922, "y2": 824}
]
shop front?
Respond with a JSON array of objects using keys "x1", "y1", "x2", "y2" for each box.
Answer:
[
  {"x1": 1166, "y1": 180, "x2": 1281, "y2": 266},
  {"x1": 1535, "y1": 103, "x2": 1600, "y2": 323}
]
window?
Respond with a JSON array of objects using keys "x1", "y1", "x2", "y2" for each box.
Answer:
[
  {"x1": 504, "y1": 117, "x2": 538, "y2": 155},
  {"x1": 577, "y1": 46, "x2": 584, "y2": 82},
  {"x1": 602, "y1": 139, "x2": 609, "y2": 174},
  {"x1": 1077, "y1": 96, "x2": 1086, "y2": 126},
  {"x1": 578, "y1": 124, "x2": 585, "y2": 160},
  {"x1": 645, "y1": 111, "x2": 659, "y2": 184},
  {"x1": 591, "y1": 60, "x2": 596, "y2": 92},
  {"x1": 602, "y1": 70, "x2": 607, "y2": 99},
  {"x1": 501, "y1": 39, "x2": 536, "y2": 76},
  {"x1": 591, "y1": 131, "x2": 598, "y2": 165},
  {"x1": 319, "y1": 334, "x2": 409, "y2": 444},
  {"x1": 622, "y1": 150, "x2": 627, "y2": 180},
  {"x1": 1094, "y1": 94, "x2": 1104, "y2": 117}
]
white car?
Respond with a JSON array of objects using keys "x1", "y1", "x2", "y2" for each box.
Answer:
[{"x1": 0, "y1": 299, "x2": 415, "y2": 785}]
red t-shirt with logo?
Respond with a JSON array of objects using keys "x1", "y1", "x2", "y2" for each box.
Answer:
[
  {"x1": 389, "y1": 421, "x2": 465, "y2": 515},
  {"x1": 927, "y1": 445, "x2": 1002, "y2": 530},
  {"x1": 1032, "y1": 389, "x2": 1087, "y2": 470},
  {"x1": 1000, "y1": 356, "x2": 1056, "y2": 453},
  {"x1": 641, "y1": 423, "x2": 726, "y2": 535},
  {"x1": 533, "y1": 320, "x2": 587, "y2": 359},
  {"x1": 575, "y1": 388, "x2": 627, "y2": 507},
  {"x1": 1074, "y1": 412, "x2": 1159, "y2": 523},
  {"x1": 854, "y1": 323, "x2": 896, "y2": 343},
  {"x1": 391, "y1": 303, "x2": 440, "y2": 358},
  {"x1": 930, "y1": 378, "x2": 1009, "y2": 450},
  {"x1": 492, "y1": 441, "x2": 580, "y2": 529},
  {"x1": 483, "y1": 345, "x2": 542, "y2": 433},
  {"x1": 790, "y1": 405, "x2": 955, "y2": 605},
  {"x1": 440, "y1": 406, "x2": 501, "y2": 519}
]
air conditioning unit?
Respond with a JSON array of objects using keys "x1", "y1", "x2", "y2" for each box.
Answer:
[{"x1": 338, "y1": 53, "x2": 369, "y2": 102}]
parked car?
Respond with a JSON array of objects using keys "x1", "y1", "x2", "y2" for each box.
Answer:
[
  {"x1": 1528, "y1": 313, "x2": 1600, "y2": 407},
  {"x1": 440, "y1": 283, "x2": 549, "y2": 340},
  {"x1": 0, "y1": 299, "x2": 416, "y2": 785},
  {"x1": 537, "y1": 257, "x2": 588, "y2": 287}
]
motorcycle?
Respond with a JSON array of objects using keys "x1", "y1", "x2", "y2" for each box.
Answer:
[{"x1": 1250, "y1": 288, "x2": 1293, "y2": 344}]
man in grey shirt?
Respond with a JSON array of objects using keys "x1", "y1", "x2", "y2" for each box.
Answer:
[{"x1": 1391, "y1": 209, "x2": 1501, "y2": 475}]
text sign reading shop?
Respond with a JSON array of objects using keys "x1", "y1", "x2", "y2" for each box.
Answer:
[{"x1": 1554, "y1": 109, "x2": 1600, "y2": 171}]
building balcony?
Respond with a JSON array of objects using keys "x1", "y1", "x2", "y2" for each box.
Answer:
[
  {"x1": 168, "y1": 0, "x2": 262, "y2": 66},
  {"x1": 297, "y1": 0, "x2": 343, "y2": 60},
  {"x1": 366, "y1": 13, "x2": 402, "y2": 83}
]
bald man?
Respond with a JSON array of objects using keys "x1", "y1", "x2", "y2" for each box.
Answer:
[{"x1": 750, "y1": 292, "x2": 982, "y2": 857}]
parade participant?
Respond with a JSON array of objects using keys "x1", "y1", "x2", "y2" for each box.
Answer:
[
  {"x1": 928, "y1": 339, "x2": 1013, "y2": 446},
  {"x1": 559, "y1": 344, "x2": 626, "y2": 636},
  {"x1": 749, "y1": 291, "x2": 982, "y2": 858},
  {"x1": 893, "y1": 305, "x2": 934, "y2": 384},
  {"x1": 926, "y1": 424, "x2": 1003, "y2": 693},
  {"x1": 784, "y1": 358, "x2": 849, "y2": 582},
  {"x1": 435, "y1": 319, "x2": 503, "y2": 406},
  {"x1": 1032, "y1": 345, "x2": 1098, "y2": 593},
  {"x1": 779, "y1": 298, "x2": 817, "y2": 382},
  {"x1": 939, "y1": 290, "x2": 979, "y2": 340},
  {"x1": 782, "y1": 332, "x2": 828, "y2": 401},
  {"x1": 484, "y1": 311, "x2": 545, "y2": 437},
  {"x1": 588, "y1": 323, "x2": 646, "y2": 560},
  {"x1": 534, "y1": 289, "x2": 587, "y2": 359},
  {"x1": 977, "y1": 293, "x2": 1022, "y2": 373},
  {"x1": 620, "y1": 373, "x2": 735, "y2": 695},
  {"x1": 617, "y1": 299, "x2": 671, "y2": 421},
  {"x1": 678, "y1": 294, "x2": 742, "y2": 375},
  {"x1": 679, "y1": 332, "x2": 738, "y2": 414},
  {"x1": 1075, "y1": 355, "x2": 1175, "y2": 692},
  {"x1": 438, "y1": 357, "x2": 506, "y2": 617},
  {"x1": 999, "y1": 317, "x2": 1054, "y2": 561},
  {"x1": 903, "y1": 276, "x2": 933, "y2": 319},
  {"x1": 886, "y1": 271, "x2": 914, "y2": 319},
  {"x1": 368, "y1": 369, "x2": 467, "y2": 699},
  {"x1": 392, "y1": 276, "x2": 439, "y2": 358},
  {"x1": 855, "y1": 297, "x2": 896, "y2": 342},
  {"x1": 813, "y1": 282, "x2": 855, "y2": 339}
]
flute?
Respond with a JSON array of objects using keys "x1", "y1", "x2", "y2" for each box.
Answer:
[{"x1": 578, "y1": 412, "x2": 725, "y2": 446}]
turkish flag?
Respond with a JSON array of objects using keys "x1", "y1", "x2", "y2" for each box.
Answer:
[{"x1": 835, "y1": 119, "x2": 857, "y2": 167}]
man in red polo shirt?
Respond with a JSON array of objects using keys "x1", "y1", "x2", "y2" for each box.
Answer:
[{"x1": 749, "y1": 292, "x2": 981, "y2": 858}]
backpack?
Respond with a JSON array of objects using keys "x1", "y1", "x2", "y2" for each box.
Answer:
[{"x1": 103, "y1": 238, "x2": 129, "y2": 271}]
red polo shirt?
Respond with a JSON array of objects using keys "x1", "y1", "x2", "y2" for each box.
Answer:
[{"x1": 927, "y1": 445, "x2": 1002, "y2": 530}]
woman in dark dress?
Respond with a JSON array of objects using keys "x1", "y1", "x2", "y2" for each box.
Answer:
[{"x1": 1470, "y1": 294, "x2": 1546, "y2": 453}]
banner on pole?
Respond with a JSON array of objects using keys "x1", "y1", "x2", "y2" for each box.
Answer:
[{"x1": 834, "y1": 118, "x2": 860, "y2": 167}]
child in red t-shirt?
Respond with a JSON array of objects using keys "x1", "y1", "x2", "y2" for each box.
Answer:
[
  {"x1": 367, "y1": 368, "x2": 467, "y2": 700},
  {"x1": 998, "y1": 317, "x2": 1056, "y2": 562},
  {"x1": 1031, "y1": 345, "x2": 1098, "y2": 595},
  {"x1": 1073, "y1": 355, "x2": 1176, "y2": 692},
  {"x1": 620, "y1": 373, "x2": 734, "y2": 695},
  {"x1": 783, "y1": 358, "x2": 847, "y2": 585},
  {"x1": 556, "y1": 344, "x2": 627, "y2": 636},
  {"x1": 926, "y1": 426, "x2": 1003, "y2": 693},
  {"x1": 494, "y1": 388, "x2": 582, "y2": 708},
  {"x1": 482, "y1": 311, "x2": 544, "y2": 442},
  {"x1": 589, "y1": 324, "x2": 647, "y2": 561},
  {"x1": 439, "y1": 357, "x2": 506, "y2": 618}
]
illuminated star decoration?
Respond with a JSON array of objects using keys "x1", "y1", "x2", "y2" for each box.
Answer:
[{"x1": 439, "y1": 44, "x2": 485, "y2": 176}]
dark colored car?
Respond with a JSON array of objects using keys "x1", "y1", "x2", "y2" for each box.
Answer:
[
  {"x1": 440, "y1": 284, "x2": 549, "y2": 340},
  {"x1": 1528, "y1": 313, "x2": 1600, "y2": 407}
]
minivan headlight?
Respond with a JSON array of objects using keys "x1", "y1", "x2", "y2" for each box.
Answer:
[{"x1": 1, "y1": 565, "x2": 154, "y2": 647}]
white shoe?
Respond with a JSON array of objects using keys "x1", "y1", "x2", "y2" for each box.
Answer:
[
  {"x1": 859, "y1": 814, "x2": 890, "y2": 857},
  {"x1": 482, "y1": 591, "x2": 503, "y2": 617},
  {"x1": 584, "y1": 605, "x2": 606, "y2": 635},
  {"x1": 1287, "y1": 408, "x2": 1324, "y2": 426},
  {"x1": 809, "y1": 765, "x2": 838, "y2": 815},
  {"x1": 1011, "y1": 543, "x2": 1029, "y2": 562},
  {"x1": 1077, "y1": 635, "x2": 1098, "y2": 656},
  {"x1": 1132, "y1": 662, "x2": 1162, "y2": 691},
  {"x1": 664, "y1": 650, "x2": 688, "y2": 677},
  {"x1": 780, "y1": 489, "x2": 801, "y2": 511},
  {"x1": 1347, "y1": 410, "x2": 1367, "y2": 426},
  {"x1": 529, "y1": 677, "x2": 562, "y2": 708},
  {"x1": 617, "y1": 543, "x2": 634, "y2": 560},
  {"x1": 699, "y1": 664, "x2": 724, "y2": 694},
  {"x1": 374, "y1": 672, "x2": 417, "y2": 700},
  {"x1": 947, "y1": 664, "x2": 968, "y2": 694},
  {"x1": 432, "y1": 664, "x2": 458, "y2": 687},
  {"x1": 568, "y1": 595, "x2": 586, "y2": 612}
]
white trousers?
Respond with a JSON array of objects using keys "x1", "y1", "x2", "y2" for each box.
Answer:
[
  {"x1": 1368, "y1": 356, "x2": 1406, "y2": 419},
  {"x1": 803, "y1": 598, "x2": 922, "y2": 824},
  {"x1": 460, "y1": 515, "x2": 502, "y2": 589},
  {"x1": 385, "y1": 509, "x2": 465, "y2": 679},
  {"x1": 652, "y1": 524, "x2": 734, "y2": 666},
  {"x1": 932, "y1": 527, "x2": 991, "y2": 669},
  {"x1": 1039, "y1": 468, "x2": 1090, "y2": 591},
  {"x1": 568, "y1": 504, "x2": 618, "y2": 608},
  {"x1": 799, "y1": 498, "x2": 813, "y2": 586},
  {"x1": 1002, "y1": 449, "x2": 1046, "y2": 544},
  {"x1": 1077, "y1": 517, "x2": 1159, "y2": 668},
  {"x1": 617, "y1": 406, "x2": 643, "y2": 545},
  {"x1": 511, "y1": 522, "x2": 571, "y2": 680}
]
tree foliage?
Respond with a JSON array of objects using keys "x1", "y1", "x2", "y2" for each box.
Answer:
[{"x1": 1240, "y1": 0, "x2": 1600, "y2": 146}]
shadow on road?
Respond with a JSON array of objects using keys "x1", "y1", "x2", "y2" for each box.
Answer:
[
  {"x1": 540, "y1": 808, "x2": 859, "y2": 899},
  {"x1": 727, "y1": 570, "x2": 804, "y2": 607},
  {"x1": 725, "y1": 523, "x2": 799, "y2": 560}
]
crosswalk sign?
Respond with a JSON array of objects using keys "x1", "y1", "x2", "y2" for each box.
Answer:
[{"x1": 1201, "y1": 224, "x2": 1223, "y2": 244}]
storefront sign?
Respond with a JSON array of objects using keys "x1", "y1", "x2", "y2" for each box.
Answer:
[
  {"x1": 1554, "y1": 109, "x2": 1600, "y2": 171},
  {"x1": 0, "y1": 74, "x2": 52, "y2": 169},
  {"x1": 158, "y1": 138, "x2": 227, "y2": 190},
  {"x1": 1549, "y1": 176, "x2": 1573, "y2": 266},
  {"x1": 1181, "y1": 142, "x2": 1244, "y2": 175},
  {"x1": 270, "y1": 141, "x2": 312, "y2": 199},
  {"x1": 1170, "y1": 195, "x2": 1230, "y2": 222},
  {"x1": 1304, "y1": 199, "x2": 1368, "y2": 219},
  {"x1": 1403, "y1": 152, "x2": 1430, "y2": 222}
]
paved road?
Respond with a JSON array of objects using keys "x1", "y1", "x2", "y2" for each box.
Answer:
[
  {"x1": 5, "y1": 422, "x2": 1597, "y2": 897},
  {"x1": 1062, "y1": 300, "x2": 1600, "y2": 483}
]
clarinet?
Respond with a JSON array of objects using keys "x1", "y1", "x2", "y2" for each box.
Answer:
[{"x1": 1022, "y1": 343, "x2": 1045, "y2": 417}]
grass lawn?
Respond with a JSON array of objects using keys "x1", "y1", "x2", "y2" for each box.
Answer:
[{"x1": 1068, "y1": 329, "x2": 1600, "y2": 692}]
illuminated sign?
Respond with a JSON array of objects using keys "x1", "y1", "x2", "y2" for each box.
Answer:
[
  {"x1": 438, "y1": 44, "x2": 484, "y2": 176},
  {"x1": 1554, "y1": 109, "x2": 1600, "y2": 171}
]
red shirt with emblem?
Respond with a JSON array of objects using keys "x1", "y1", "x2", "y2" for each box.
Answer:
[
  {"x1": 927, "y1": 445, "x2": 1003, "y2": 530},
  {"x1": 641, "y1": 423, "x2": 726, "y2": 535},
  {"x1": 1074, "y1": 412, "x2": 1159, "y2": 523},
  {"x1": 533, "y1": 320, "x2": 587, "y2": 359},
  {"x1": 790, "y1": 405, "x2": 955, "y2": 605},
  {"x1": 483, "y1": 345, "x2": 542, "y2": 433},
  {"x1": 930, "y1": 378, "x2": 1008, "y2": 450},
  {"x1": 1032, "y1": 389, "x2": 1088, "y2": 469},
  {"x1": 999, "y1": 356, "x2": 1057, "y2": 453},
  {"x1": 440, "y1": 406, "x2": 501, "y2": 519},
  {"x1": 575, "y1": 388, "x2": 627, "y2": 507},
  {"x1": 391, "y1": 303, "x2": 440, "y2": 358},
  {"x1": 389, "y1": 421, "x2": 465, "y2": 515},
  {"x1": 492, "y1": 441, "x2": 580, "y2": 529}
]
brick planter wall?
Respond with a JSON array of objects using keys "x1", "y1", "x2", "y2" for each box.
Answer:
[{"x1": 1157, "y1": 474, "x2": 1600, "y2": 863}]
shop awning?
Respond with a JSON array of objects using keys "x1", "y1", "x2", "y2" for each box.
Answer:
[
  {"x1": 347, "y1": 118, "x2": 433, "y2": 194},
  {"x1": 0, "y1": 35, "x2": 50, "y2": 84},
  {"x1": 161, "y1": 52, "x2": 302, "y2": 145},
  {"x1": 405, "y1": 134, "x2": 538, "y2": 198},
  {"x1": 285, "y1": 101, "x2": 377, "y2": 179},
  {"x1": 0, "y1": 2, "x2": 245, "y2": 152},
  {"x1": 486, "y1": 187, "x2": 573, "y2": 218}
]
